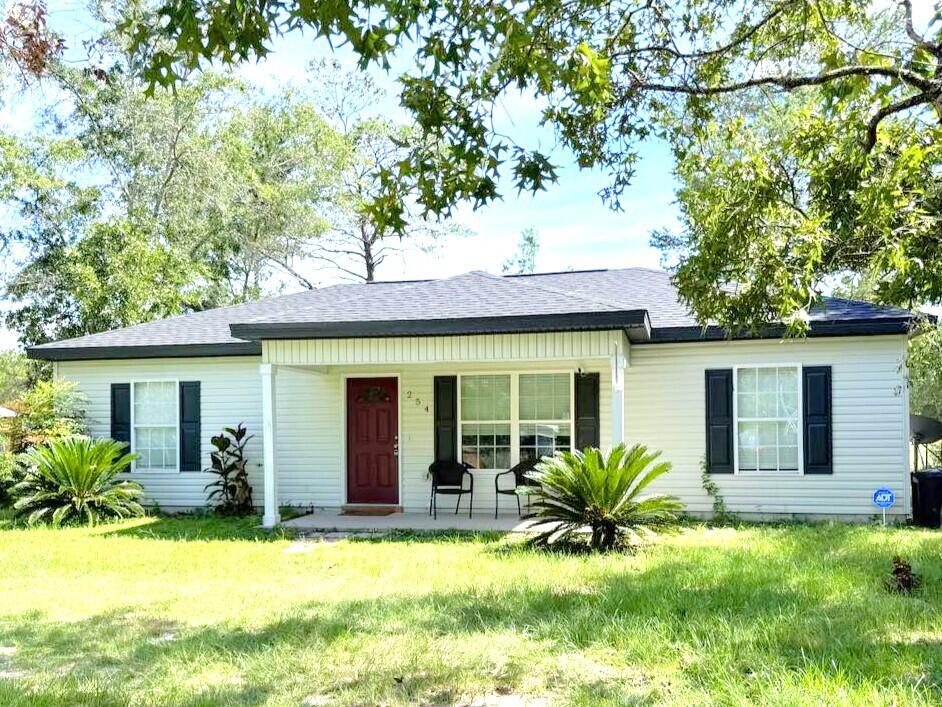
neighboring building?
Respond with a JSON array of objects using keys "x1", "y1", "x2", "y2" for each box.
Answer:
[{"x1": 28, "y1": 268, "x2": 917, "y2": 525}]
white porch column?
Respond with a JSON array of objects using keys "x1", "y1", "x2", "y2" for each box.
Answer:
[
  {"x1": 611, "y1": 338, "x2": 627, "y2": 446},
  {"x1": 260, "y1": 363, "x2": 280, "y2": 527}
]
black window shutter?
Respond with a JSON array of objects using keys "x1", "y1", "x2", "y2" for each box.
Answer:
[
  {"x1": 110, "y1": 383, "x2": 131, "y2": 448},
  {"x1": 179, "y1": 381, "x2": 201, "y2": 471},
  {"x1": 574, "y1": 372, "x2": 600, "y2": 451},
  {"x1": 433, "y1": 376, "x2": 457, "y2": 462},
  {"x1": 705, "y1": 369, "x2": 734, "y2": 473},
  {"x1": 803, "y1": 366, "x2": 832, "y2": 474}
]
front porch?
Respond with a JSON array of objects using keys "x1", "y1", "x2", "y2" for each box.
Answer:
[{"x1": 257, "y1": 330, "x2": 629, "y2": 527}]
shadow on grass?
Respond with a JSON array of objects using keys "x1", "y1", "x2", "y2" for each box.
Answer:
[
  {"x1": 98, "y1": 514, "x2": 296, "y2": 542},
  {"x1": 3, "y1": 534, "x2": 941, "y2": 705},
  {"x1": 342, "y1": 529, "x2": 509, "y2": 545}
]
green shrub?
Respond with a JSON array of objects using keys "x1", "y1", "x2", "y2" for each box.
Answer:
[
  {"x1": 526, "y1": 443, "x2": 683, "y2": 552},
  {"x1": 0, "y1": 452, "x2": 23, "y2": 507},
  {"x1": 204, "y1": 423, "x2": 254, "y2": 515},
  {"x1": 12, "y1": 437, "x2": 144, "y2": 526},
  {"x1": 0, "y1": 380, "x2": 86, "y2": 453}
]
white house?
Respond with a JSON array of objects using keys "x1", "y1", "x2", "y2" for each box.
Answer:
[{"x1": 28, "y1": 268, "x2": 917, "y2": 525}]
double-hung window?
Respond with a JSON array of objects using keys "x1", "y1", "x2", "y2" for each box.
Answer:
[
  {"x1": 460, "y1": 375, "x2": 512, "y2": 469},
  {"x1": 459, "y1": 372, "x2": 574, "y2": 469},
  {"x1": 132, "y1": 381, "x2": 179, "y2": 472},
  {"x1": 518, "y1": 373, "x2": 572, "y2": 463},
  {"x1": 735, "y1": 366, "x2": 800, "y2": 473}
]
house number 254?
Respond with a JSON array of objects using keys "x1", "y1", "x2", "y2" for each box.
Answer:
[{"x1": 405, "y1": 390, "x2": 429, "y2": 413}]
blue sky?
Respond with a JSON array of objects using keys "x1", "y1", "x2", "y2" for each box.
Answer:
[{"x1": 0, "y1": 2, "x2": 681, "y2": 349}]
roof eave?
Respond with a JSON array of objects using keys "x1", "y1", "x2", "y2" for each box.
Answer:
[
  {"x1": 229, "y1": 311, "x2": 649, "y2": 341},
  {"x1": 647, "y1": 317, "x2": 915, "y2": 344},
  {"x1": 27, "y1": 341, "x2": 262, "y2": 362}
]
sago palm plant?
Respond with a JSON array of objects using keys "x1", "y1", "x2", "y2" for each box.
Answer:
[
  {"x1": 12, "y1": 437, "x2": 144, "y2": 527},
  {"x1": 525, "y1": 443, "x2": 683, "y2": 551}
]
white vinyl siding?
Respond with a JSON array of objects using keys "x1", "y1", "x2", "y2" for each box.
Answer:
[
  {"x1": 57, "y1": 332, "x2": 909, "y2": 520},
  {"x1": 626, "y1": 335, "x2": 910, "y2": 518},
  {"x1": 273, "y1": 360, "x2": 611, "y2": 512},
  {"x1": 58, "y1": 357, "x2": 264, "y2": 509}
]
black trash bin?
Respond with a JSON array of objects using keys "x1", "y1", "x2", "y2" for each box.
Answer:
[{"x1": 911, "y1": 469, "x2": 942, "y2": 528}]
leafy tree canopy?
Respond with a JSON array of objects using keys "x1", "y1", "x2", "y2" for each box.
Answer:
[
  {"x1": 655, "y1": 86, "x2": 941, "y2": 333},
  {"x1": 1, "y1": 51, "x2": 348, "y2": 345},
  {"x1": 0, "y1": 350, "x2": 32, "y2": 406},
  {"x1": 118, "y1": 0, "x2": 942, "y2": 327}
]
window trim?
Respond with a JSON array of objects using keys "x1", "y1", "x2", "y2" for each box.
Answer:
[
  {"x1": 129, "y1": 379, "x2": 181, "y2": 474},
  {"x1": 732, "y1": 363, "x2": 804, "y2": 476},
  {"x1": 518, "y1": 372, "x2": 575, "y2": 464},
  {"x1": 457, "y1": 371, "x2": 576, "y2": 471}
]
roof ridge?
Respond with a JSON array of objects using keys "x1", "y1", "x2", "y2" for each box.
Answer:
[
  {"x1": 502, "y1": 266, "x2": 674, "y2": 279},
  {"x1": 232, "y1": 272, "x2": 470, "y2": 326},
  {"x1": 471, "y1": 270, "x2": 626, "y2": 313}
]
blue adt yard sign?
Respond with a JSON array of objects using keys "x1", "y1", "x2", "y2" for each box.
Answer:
[
  {"x1": 873, "y1": 488, "x2": 895, "y2": 526},
  {"x1": 873, "y1": 488, "x2": 895, "y2": 508}
]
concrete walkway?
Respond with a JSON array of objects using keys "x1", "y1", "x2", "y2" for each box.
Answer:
[{"x1": 284, "y1": 511, "x2": 555, "y2": 534}]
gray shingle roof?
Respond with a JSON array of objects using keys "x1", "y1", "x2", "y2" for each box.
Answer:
[{"x1": 28, "y1": 268, "x2": 917, "y2": 360}]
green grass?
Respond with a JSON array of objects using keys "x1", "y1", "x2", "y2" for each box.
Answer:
[{"x1": 0, "y1": 517, "x2": 940, "y2": 705}]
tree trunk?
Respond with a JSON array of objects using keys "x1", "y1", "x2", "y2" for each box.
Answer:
[{"x1": 361, "y1": 220, "x2": 377, "y2": 282}]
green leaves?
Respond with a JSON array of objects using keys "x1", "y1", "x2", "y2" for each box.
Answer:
[
  {"x1": 204, "y1": 423, "x2": 254, "y2": 515},
  {"x1": 0, "y1": 380, "x2": 86, "y2": 454},
  {"x1": 526, "y1": 443, "x2": 683, "y2": 552},
  {"x1": 908, "y1": 322, "x2": 942, "y2": 420},
  {"x1": 658, "y1": 87, "x2": 942, "y2": 334},
  {"x1": 12, "y1": 437, "x2": 144, "y2": 527},
  {"x1": 114, "y1": 0, "x2": 941, "y2": 328}
]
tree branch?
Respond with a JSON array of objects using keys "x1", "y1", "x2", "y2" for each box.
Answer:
[
  {"x1": 900, "y1": 0, "x2": 940, "y2": 56},
  {"x1": 634, "y1": 64, "x2": 934, "y2": 96},
  {"x1": 269, "y1": 256, "x2": 316, "y2": 289},
  {"x1": 864, "y1": 91, "x2": 932, "y2": 151},
  {"x1": 615, "y1": 1, "x2": 790, "y2": 61}
]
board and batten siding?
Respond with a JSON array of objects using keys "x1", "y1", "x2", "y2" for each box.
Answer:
[
  {"x1": 58, "y1": 357, "x2": 265, "y2": 509},
  {"x1": 625, "y1": 335, "x2": 911, "y2": 518},
  {"x1": 263, "y1": 330, "x2": 624, "y2": 366}
]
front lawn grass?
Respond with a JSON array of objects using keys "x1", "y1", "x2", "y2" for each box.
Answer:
[{"x1": 0, "y1": 517, "x2": 939, "y2": 705}]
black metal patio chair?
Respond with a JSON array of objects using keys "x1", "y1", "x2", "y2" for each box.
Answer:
[
  {"x1": 428, "y1": 460, "x2": 474, "y2": 519},
  {"x1": 494, "y1": 458, "x2": 541, "y2": 518}
]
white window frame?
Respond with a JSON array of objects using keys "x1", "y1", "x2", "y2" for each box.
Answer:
[
  {"x1": 129, "y1": 379, "x2": 180, "y2": 474},
  {"x1": 457, "y1": 371, "x2": 576, "y2": 470},
  {"x1": 518, "y1": 372, "x2": 575, "y2": 464},
  {"x1": 732, "y1": 363, "x2": 803, "y2": 476}
]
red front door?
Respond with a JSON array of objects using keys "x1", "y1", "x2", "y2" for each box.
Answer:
[{"x1": 346, "y1": 377, "x2": 399, "y2": 504}]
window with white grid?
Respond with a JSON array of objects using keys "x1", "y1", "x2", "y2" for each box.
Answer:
[
  {"x1": 460, "y1": 375, "x2": 511, "y2": 469},
  {"x1": 133, "y1": 381, "x2": 178, "y2": 472},
  {"x1": 736, "y1": 367, "x2": 800, "y2": 472},
  {"x1": 518, "y1": 373, "x2": 572, "y2": 464}
]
